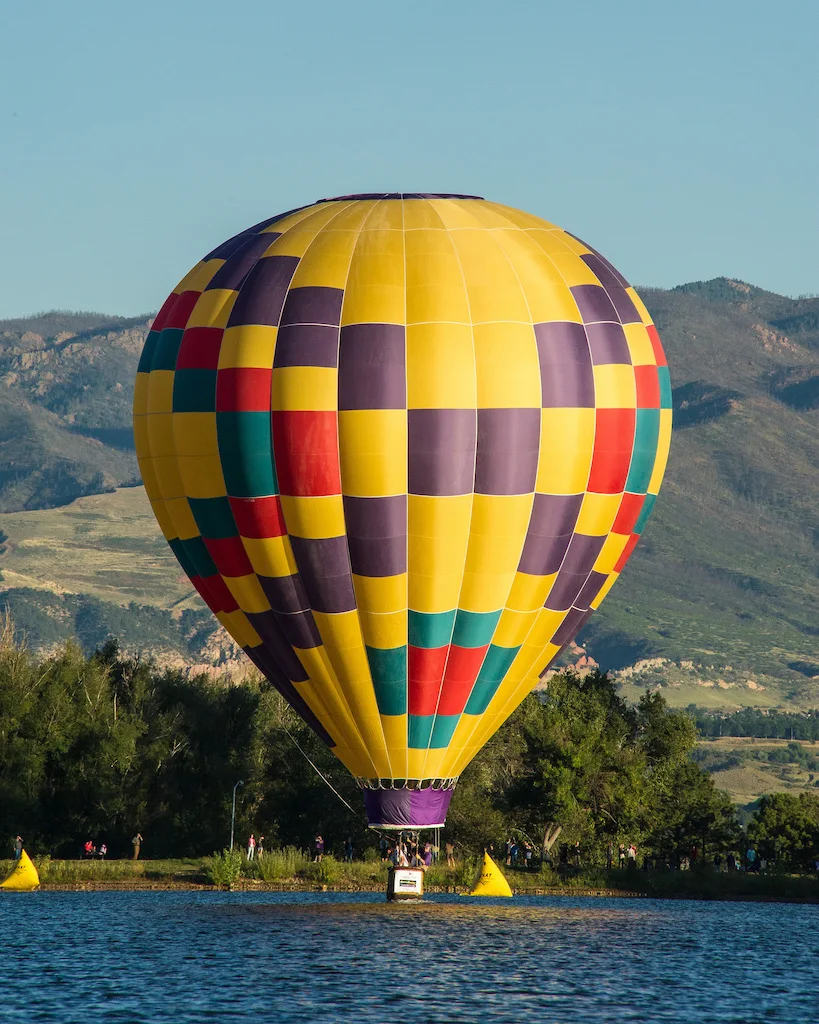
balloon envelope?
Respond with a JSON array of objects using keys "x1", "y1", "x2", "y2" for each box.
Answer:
[{"x1": 133, "y1": 194, "x2": 671, "y2": 828}]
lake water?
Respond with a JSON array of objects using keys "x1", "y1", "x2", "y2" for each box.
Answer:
[{"x1": 1, "y1": 891, "x2": 817, "y2": 1023}]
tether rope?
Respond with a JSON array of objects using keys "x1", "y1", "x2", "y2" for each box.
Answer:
[{"x1": 280, "y1": 724, "x2": 363, "y2": 819}]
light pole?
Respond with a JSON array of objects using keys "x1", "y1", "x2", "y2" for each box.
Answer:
[{"x1": 230, "y1": 780, "x2": 244, "y2": 851}]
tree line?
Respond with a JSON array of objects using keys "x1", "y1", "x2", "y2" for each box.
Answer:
[
  {"x1": 1, "y1": 633, "x2": 817, "y2": 869},
  {"x1": 693, "y1": 706, "x2": 819, "y2": 741}
]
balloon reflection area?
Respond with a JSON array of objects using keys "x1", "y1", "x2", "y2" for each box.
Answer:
[{"x1": 133, "y1": 194, "x2": 671, "y2": 829}]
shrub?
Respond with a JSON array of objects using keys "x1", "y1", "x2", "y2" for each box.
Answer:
[
  {"x1": 454, "y1": 856, "x2": 480, "y2": 888},
  {"x1": 423, "y1": 863, "x2": 456, "y2": 887},
  {"x1": 255, "y1": 846, "x2": 309, "y2": 881},
  {"x1": 304, "y1": 855, "x2": 343, "y2": 885},
  {"x1": 205, "y1": 849, "x2": 244, "y2": 887}
]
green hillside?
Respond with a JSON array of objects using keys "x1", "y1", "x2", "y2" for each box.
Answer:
[
  {"x1": 579, "y1": 279, "x2": 819, "y2": 698},
  {"x1": 0, "y1": 283, "x2": 817, "y2": 701}
]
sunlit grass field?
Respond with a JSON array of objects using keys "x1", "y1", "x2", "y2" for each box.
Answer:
[
  {"x1": 0, "y1": 487, "x2": 195, "y2": 609},
  {"x1": 695, "y1": 736, "x2": 819, "y2": 807},
  {"x1": 1, "y1": 857, "x2": 206, "y2": 884},
  {"x1": 3, "y1": 853, "x2": 817, "y2": 902}
]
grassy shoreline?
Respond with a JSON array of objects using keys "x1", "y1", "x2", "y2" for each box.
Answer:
[{"x1": 4, "y1": 858, "x2": 817, "y2": 903}]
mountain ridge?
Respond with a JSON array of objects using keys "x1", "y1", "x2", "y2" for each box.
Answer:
[{"x1": 1, "y1": 278, "x2": 817, "y2": 702}]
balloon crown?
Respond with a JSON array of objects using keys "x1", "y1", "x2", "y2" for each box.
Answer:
[{"x1": 317, "y1": 192, "x2": 485, "y2": 201}]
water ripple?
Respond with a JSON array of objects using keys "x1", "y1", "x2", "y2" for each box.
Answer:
[{"x1": 1, "y1": 892, "x2": 817, "y2": 1023}]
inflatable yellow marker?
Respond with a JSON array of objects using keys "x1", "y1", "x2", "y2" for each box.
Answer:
[
  {"x1": 468, "y1": 852, "x2": 513, "y2": 897},
  {"x1": 1, "y1": 850, "x2": 40, "y2": 892}
]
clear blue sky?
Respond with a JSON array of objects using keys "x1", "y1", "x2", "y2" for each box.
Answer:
[{"x1": 2, "y1": 0, "x2": 817, "y2": 318}]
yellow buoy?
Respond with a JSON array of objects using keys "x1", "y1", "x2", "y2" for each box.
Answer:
[
  {"x1": 468, "y1": 852, "x2": 513, "y2": 897},
  {"x1": 1, "y1": 850, "x2": 40, "y2": 892}
]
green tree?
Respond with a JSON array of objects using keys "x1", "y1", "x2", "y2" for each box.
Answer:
[
  {"x1": 748, "y1": 793, "x2": 819, "y2": 868},
  {"x1": 452, "y1": 673, "x2": 738, "y2": 863},
  {"x1": 0, "y1": 642, "x2": 741, "y2": 864},
  {"x1": 644, "y1": 760, "x2": 739, "y2": 859}
]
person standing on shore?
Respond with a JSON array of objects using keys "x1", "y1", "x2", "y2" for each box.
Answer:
[
  {"x1": 247, "y1": 834, "x2": 256, "y2": 861},
  {"x1": 13, "y1": 836, "x2": 23, "y2": 861},
  {"x1": 445, "y1": 841, "x2": 455, "y2": 868},
  {"x1": 606, "y1": 843, "x2": 614, "y2": 870},
  {"x1": 314, "y1": 835, "x2": 324, "y2": 862},
  {"x1": 618, "y1": 844, "x2": 626, "y2": 869},
  {"x1": 257, "y1": 836, "x2": 265, "y2": 858},
  {"x1": 132, "y1": 833, "x2": 143, "y2": 860}
]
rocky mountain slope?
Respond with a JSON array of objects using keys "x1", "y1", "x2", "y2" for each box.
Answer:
[
  {"x1": 1, "y1": 281, "x2": 817, "y2": 700},
  {"x1": 0, "y1": 312, "x2": 146, "y2": 510},
  {"x1": 580, "y1": 279, "x2": 819, "y2": 697}
]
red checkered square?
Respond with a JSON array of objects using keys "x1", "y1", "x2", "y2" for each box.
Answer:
[
  {"x1": 203, "y1": 536, "x2": 254, "y2": 577},
  {"x1": 194, "y1": 573, "x2": 239, "y2": 614},
  {"x1": 177, "y1": 327, "x2": 223, "y2": 370},
  {"x1": 614, "y1": 533, "x2": 640, "y2": 573},
  {"x1": 229, "y1": 496, "x2": 286, "y2": 539},
  {"x1": 408, "y1": 646, "x2": 448, "y2": 716},
  {"x1": 216, "y1": 367, "x2": 272, "y2": 412},
  {"x1": 587, "y1": 409, "x2": 635, "y2": 493},
  {"x1": 271, "y1": 411, "x2": 341, "y2": 496},
  {"x1": 646, "y1": 325, "x2": 667, "y2": 367},
  {"x1": 151, "y1": 292, "x2": 180, "y2": 334},
  {"x1": 612, "y1": 492, "x2": 645, "y2": 535},
  {"x1": 438, "y1": 645, "x2": 489, "y2": 715},
  {"x1": 634, "y1": 365, "x2": 660, "y2": 407},
  {"x1": 160, "y1": 290, "x2": 200, "y2": 331}
]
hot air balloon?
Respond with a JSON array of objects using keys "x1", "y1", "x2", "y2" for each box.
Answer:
[{"x1": 133, "y1": 193, "x2": 671, "y2": 830}]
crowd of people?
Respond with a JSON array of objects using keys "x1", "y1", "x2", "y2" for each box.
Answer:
[
  {"x1": 497, "y1": 837, "x2": 782, "y2": 874},
  {"x1": 74, "y1": 833, "x2": 142, "y2": 861},
  {"x1": 373, "y1": 834, "x2": 456, "y2": 868},
  {"x1": 234, "y1": 831, "x2": 784, "y2": 874},
  {"x1": 12, "y1": 830, "x2": 809, "y2": 876},
  {"x1": 242, "y1": 832, "x2": 343, "y2": 862},
  {"x1": 504, "y1": 838, "x2": 535, "y2": 868},
  {"x1": 239, "y1": 832, "x2": 455, "y2": 869},
  {"x1": 82, "y1": 840, "x2": 108, "y2": 859},
  {"x1": 714, "y1": 847, "x2": 769, "y2": 873},
  {"x1": 245, "y1": 834, "x2": 266, "y2": 860},
  {"x1": 599, "y1": 842, "x2": 775, "y2": 873}
]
